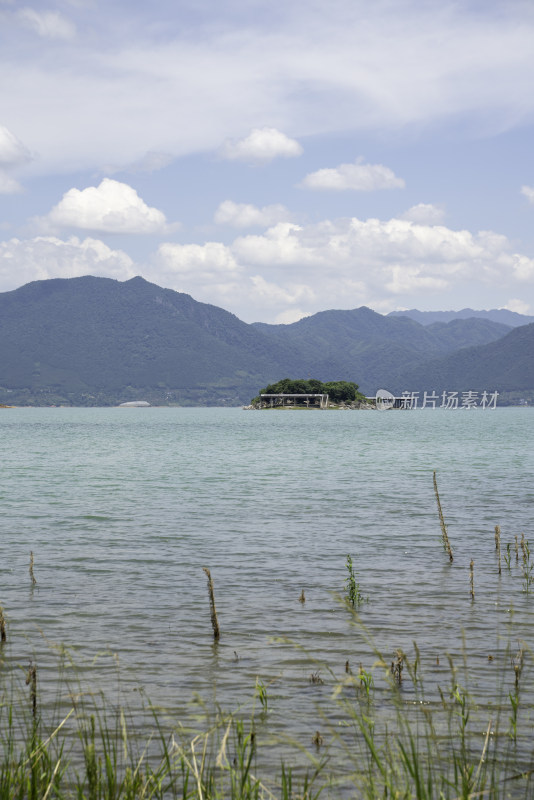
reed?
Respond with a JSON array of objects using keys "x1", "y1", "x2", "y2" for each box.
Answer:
[
  {"x1": 345, "y1": 554, "x2": 365, "y2": 607},
  {"x1": 390, "y1": 649, "x2": 404, "y2": 684},
  {"x1": 25, "y1": 661, "x2": 37, "y2": 719},
  {"x1": 432, "y1": 471, "x2": 453, "y2": 562},
  {"x1": 0, "y1": 605, "x2": 6, "y2": 642},
  {"x1": 202, "y1": 567, "x2": 220, "y2": 641},
  {"x1": 0, "y1": 629, "x2": 532, "y2": 800},
  {"x1": 495, "y1": 525, "x2": 502, "y2": 575},
  {"x1": 298, "y1": 589, "x2": 305, "y2": 604},
  {"x1": 29, "y1": 550, "x2": 37, "y2": 585},
  {"x1": 469, "y1": 559, "x2": 475, "y2": 600}
]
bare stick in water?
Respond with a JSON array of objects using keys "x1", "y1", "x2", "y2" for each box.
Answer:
[
  {"x1": 29, "y1": 551, "x2": 37, "y2": 585},
  {"x1": 495, "y1": 526, "x2": 502, "y2": 575},
  {"x1": 0, "y1": 606, "x2": 6, "y2": 642},
  {"x1": 433, "y1": 471, "x2": 453, "y2": 562},
  {"x1": 202, "y1": 567, "x2": 220, "y2": 642},
  {"x1": 470, "y1": 560, "x2": 475, "y2": 600},
  {"x1": 26, "y1": 661, "x2": 37, "y2": 718}
]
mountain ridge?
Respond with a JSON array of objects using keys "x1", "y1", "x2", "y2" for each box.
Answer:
[{"x1": 0, "y1": 276, "x2": 530, "y2": 405}]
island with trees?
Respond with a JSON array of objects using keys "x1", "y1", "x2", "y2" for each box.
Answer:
[{"x1": 249, "y1": 378, "x2": 371, "y2": 409}]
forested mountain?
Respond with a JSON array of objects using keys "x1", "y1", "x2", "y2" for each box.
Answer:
[
  {"x1": 0, "y1": 276, "x2": 296, "y2": 405},
  {"x1": 0, "y1": 276, "x2": 528, "y2": 405},
  {"x1": 391, "y1": 323, "x2": 534, "y2": 395}
]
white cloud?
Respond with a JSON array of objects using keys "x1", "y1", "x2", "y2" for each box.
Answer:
[
  {"x1": 149, "y1": 215, "x2": 534, "y2": 321},
  {"x1": 104, "y1": 151, "x2": 175, "y2": 175},
  {"x1": 45, "y1": 178, "x2": 169, "y2": 234},
  {"x1": 399, "y1": 203, "x2": 445, "y2": 224},
  {"x1": 0, "y1": 171, "x2": 22, "y2": 193},
  {"x1": 521, "y1": 185, "x2": 534, "y2": 204},
  {"x1": 0, "y1": 236, "x2": 134, "y2": 290},
  {"x1": 0, "y1": 125, "x2": 31, "y2": 167},
  {"x1": 156, "y1": 241, "x2": 241, "y2": 278},
  {"x1": 3, "y1": 4, "x2": 534, "y2": 174},
  {"x1": 220, "y1": 127, "x2": 303, "y2": 163},
  {"x1": 214, "y1": 200, "x2": 293, "y2": 228},
  {"x1": 18, "y1": 8, "x2": 75, "y2": 39},
  {"x1": 300, "y1": 159, "x2": 405, "y2": 191},
  {"x1": 273, "y1": 308, "x2": 310, "y2": 324},
  {"x1": 503, "y1": 298, "x2": 531, "y2": 314}
]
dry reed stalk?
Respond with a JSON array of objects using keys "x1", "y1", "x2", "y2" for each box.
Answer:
[
  {"x1": 469, "y1": 560, "x2": 475, "y2": 600},
  {"x1": 0, "y1": 606, "x2": 6, "y2": 642},
  {"x1": 433, "y1": 471, "x2": 453, "y2": 562},
  {"x1": 29, "y1": 551, "x2": 37, "y2": 585},
  {"x1": 495, "y1": 526, "x2": 502, "y2": 575},
  {"x1": 202, "y1": 567, "x2": 220, "y2": 641},
  {"x1": 312, "y1": 731, "x2": 323, "y2": 748},
  {"x1": 299, "y1": 589, "x2": 306, "y2": 604},
  {"x1": 26, "y1": 661, "x2": 37, "y2": 718},
  {"x1": 521, "y1": 533, "x2": 527, "y2": 563},
  {"x1": 515, "y1": 535, "x2": 519, "y2": 561},
  {"x1": 391, "y1": 650, "x2": 404, "y2": 684}
]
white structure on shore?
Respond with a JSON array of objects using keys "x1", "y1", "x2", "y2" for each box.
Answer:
[{"x1": 118, "y1": 400, "x2": 151, "y2": 407}]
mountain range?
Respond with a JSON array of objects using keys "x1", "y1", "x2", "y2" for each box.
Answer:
[{"x1": 0, "y1": 275, "x2": 532, "y2": 405}]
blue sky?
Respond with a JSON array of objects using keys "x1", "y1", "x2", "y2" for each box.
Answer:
[{"x1": 1, "y1": 0, "x2": 534, "y2": 323}]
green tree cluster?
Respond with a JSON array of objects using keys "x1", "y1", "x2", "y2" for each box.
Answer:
[{"x1": 252, "y1": 378, "x2": 366, "y2": 405}]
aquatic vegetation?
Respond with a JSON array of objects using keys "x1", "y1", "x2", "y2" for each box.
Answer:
[
  {"x1": 203, "y1": 567, "x2": 220, "y2": 641},
  {"x1": 29, "y1": 550, "x2": 37, "y2": 586},
  {"x1": 495, "y1": 524, "x2": 502, "y2": 574},
  {"x1": 0, "y1": 605, "x2": 6, "y2": 643},
  {"x1": 345, "y1": 554, "x2": 365, "y2": 608},
  {"x1": 521, "y1": 539, "x2": 534, "y2": 594},
  {"x1": 433, "y1": 470, "x2": 453, "y2": 562}
]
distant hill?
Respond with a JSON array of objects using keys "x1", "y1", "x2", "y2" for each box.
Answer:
[
  {"x1": 388, "y1": 308, "x2": 534, "y2": 327},
  {"x1": 0, "y1": 276, "x2": 526, "y2": 405},
  {"x1": 391, "y1": 322, "x2": 534, "y2": 395},
  {"x1": 0, "y1": 276, "x2": 299, "y2": 405},
  {"x1": 253, "y1": 308, "x2": 511, "y2": 393}
]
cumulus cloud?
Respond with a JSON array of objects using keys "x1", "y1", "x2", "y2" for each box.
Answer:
[
  {"x1": 399, "y1": 203, "x2": 445, "y2": 224},
  {"x1": 300, "y1": 158, "x2": 405, "y2": 191},
  {"x1": 157, "y1": 241, "x2": 241, "y2": 278},
  {"x1": 273, "y1": 308, "x2": 311, "y2": 324},
  {"x1": 220, "y1": 128, "x2": 303, "y2": 163},
  {"x1": 504, "y1": 298, "x2": 531, "y2": 314},
  {"x1": 18, "y1": 8, "x2": 75, "y2": 39},
  {"x1": 521, "y1": 185, "x2": 534, "y2": 204},
  {"x1": 45, "y1": 178, "x2": 169, "y2": 234},
  {"x1": 0, "y1": 125, "x2": 31, "y2": 167},
  {"x1": 146, "y1": 214, "x2": 534, "y2": 321},
  {"x1": 214, "y1": 200, "x2": 293, "y2": 228},
  {"x1": 0, "y1": 236, "x2": 134, "y2": 290},
  {"x1": 0, "y1": 172, "x2": 22, "y2": 194}
]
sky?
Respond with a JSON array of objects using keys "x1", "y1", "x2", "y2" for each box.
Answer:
[{"x1": 1, "y1": 0, "x2": 534, "y2": 323}]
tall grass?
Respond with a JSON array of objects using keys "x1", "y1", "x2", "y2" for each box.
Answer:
[{"x1": 0, "y1": 627, "x2": 532, "y2": 799}]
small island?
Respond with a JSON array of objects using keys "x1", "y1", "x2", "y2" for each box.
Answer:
[{"x1": 248, "y1": 378, "x2": 371, "y2": 409}]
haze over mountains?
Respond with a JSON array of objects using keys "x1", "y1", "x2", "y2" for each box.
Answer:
[{"x1": 0, "y1": 276, "x2": 532, "y2": 405}]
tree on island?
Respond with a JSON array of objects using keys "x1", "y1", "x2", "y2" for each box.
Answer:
[{"x1": 251, "y1": 378, "x2": 367, "y2": 406}]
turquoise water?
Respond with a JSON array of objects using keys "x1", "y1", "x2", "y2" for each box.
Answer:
[{"x1": 1, "y1": 406, "x2": 533, "y2": 770}]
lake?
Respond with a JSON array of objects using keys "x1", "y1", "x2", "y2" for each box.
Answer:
[{"x1": 1, "y1": 406, "x2": 533, "y2": 788}]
